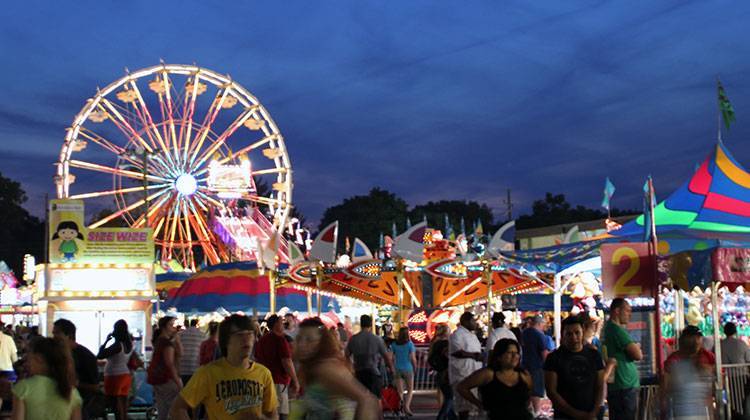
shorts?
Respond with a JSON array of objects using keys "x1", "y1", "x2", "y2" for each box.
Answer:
[
  {"x1": 275, "y1": 383, "x2": 290, "y2": 415},
  {"x1": 395, "y1": 370, "x2": 414, "y2": 382},
  {"x1": 530, "y1": 369, "x2": 545, "y2": 397},
  {"x1": 104, "y1": 374, "x2": 132, "y2": 397},
  {"x1": 355, "y1": 369, "x2": 382, "y2": 397}
]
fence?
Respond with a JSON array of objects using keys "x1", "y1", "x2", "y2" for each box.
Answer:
[
  {"x1": 414, "y1": 347, "x2": 437, "y2": 391},
  {"x1": 724, "y1": 363, "x2": 750, "y2": 418}
]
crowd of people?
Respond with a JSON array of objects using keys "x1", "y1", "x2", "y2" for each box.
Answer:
[{"x1": 0, "y1": 298, "x2": 744, "y2": 419}]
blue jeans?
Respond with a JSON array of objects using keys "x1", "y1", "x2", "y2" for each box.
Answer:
[
  {"x1": 607, "y1": 387, "x2": 638, "y2": 420},
  {"x1": 436, "y1": 372, "x2": 456, "y2": 420}
]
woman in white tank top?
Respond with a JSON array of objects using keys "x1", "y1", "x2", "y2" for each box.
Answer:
[{"x1": 97, "y1": 319, "x2": 135, "y2": 420}]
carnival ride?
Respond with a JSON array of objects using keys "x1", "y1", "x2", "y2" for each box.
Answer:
[{"x1": 55, "y1": 64, "x2": 293, "y2": 270}]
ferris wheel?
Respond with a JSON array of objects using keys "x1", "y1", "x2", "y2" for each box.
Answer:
[{"x1": 55, "y1": 64, "x2": 293, "y2": 270}]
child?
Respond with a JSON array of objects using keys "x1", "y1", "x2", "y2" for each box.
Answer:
[{"x1": 52, "y1": 221, "x2": 84, "y2": 262}]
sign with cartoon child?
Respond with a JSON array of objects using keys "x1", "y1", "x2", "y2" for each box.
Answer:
[{"x1": 48, "y1": 199, "x2": 154, "y2": 264}]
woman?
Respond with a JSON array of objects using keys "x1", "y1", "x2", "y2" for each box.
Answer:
[
  {"x1": 291, "y1": 317, "x2": 380, "y2": 420},
  {"x1": 147, "y1": 316, "x2": 181, "y2": 420},
  {"x1": 428, "y1": 324, "x2": 453, "y2": 420},
  {"x1": 390, "y1": 327, "x2": 416, "y2": 415},
  {"x1": 457, "y1": 338, "x2": 532, "y2": 420},
  {"x1": 97, "y1": 319, "x2": 135, "y2": 420},
  {"x1": 12, "y1": 337, "x2": 82, "y2": 420}
]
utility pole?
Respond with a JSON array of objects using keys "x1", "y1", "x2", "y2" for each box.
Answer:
[{"x1": 504, "y1": 189, "x2": 513, "y2": 221}]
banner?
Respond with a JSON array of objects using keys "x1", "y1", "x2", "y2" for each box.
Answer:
[
  {"x1": 49, "y1": 199, "x2": 154, "y2": 264},
  {"x1": 713, "y1": 248, "x2": 750, "y2": 286},
  {"x1": 601, "y1": 243, "x2": 656, "y2": 298}
]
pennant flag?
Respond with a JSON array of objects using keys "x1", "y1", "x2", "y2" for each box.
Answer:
[
  {"x1": 287, "y1": 241, "x2": 305, "y2": 265},
  {"x1": 486, "y1": 220, "x2": 515, "y2": 257},
  {"x1": 460, "y1": 217, "x2": 466, "y2": 235},
  {"x1": 475, "y1": 219, "x2": 484, "y2": 236},
  {"x1": 718, "y1": 79, "x2": 736, "y2": 130},
  {"x1": 392, "y1": 221, "x2": 398, "y2": 239},
  {"x1": 643, "y1": 177, "x2": 656, "y2": 243},
  {"x1": 379, "y1": 232, "x2": 384, "y2": 249},
  {"x1": 422, "y1": 214, "x2": 427, "y2": 225},
  {"x1": 406, "y1": 217, "x2": 412, "y2": 229},
  {"x1": 601, "y1": 177, "x2": 616, "y2": 210},
  {"x1": 392, "y1": 221, "x2": 427, "y2": 263},
  {"x1": 259, "y1": 230, "x2": 280, "y2": 270},
  {"x1": 351, "y1": 237, "x2": 373, "y2": 262},
  {"x1": 309, "y1": 221, "x2": 338, "y2": 263},
  {"x1": 444, "y1": 213, "x2": 454, "y2": 239}
]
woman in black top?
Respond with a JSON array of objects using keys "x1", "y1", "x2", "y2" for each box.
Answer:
[{"x1": 457, "y1": 338, "x2": 532, "y2": 420}]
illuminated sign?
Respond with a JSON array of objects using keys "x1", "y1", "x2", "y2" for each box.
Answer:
[
  {"x1": 47, "y1": 267, "x2": 152, "y2": 293},
  {"x1": 208, "y1": 159, "x2": 255, "y2": 198}
]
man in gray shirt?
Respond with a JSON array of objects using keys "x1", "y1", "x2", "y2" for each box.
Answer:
[
  {"x1": 345, "y1": 314, "x2": 394, "y2": 396},
  {"x1": 721, "y1": 322, "x2": 750, "y2": 364}
]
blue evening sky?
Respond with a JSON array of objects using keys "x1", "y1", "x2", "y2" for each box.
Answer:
[{"x1": 1, "y1": 1, "x2": 749, "y2": 227}]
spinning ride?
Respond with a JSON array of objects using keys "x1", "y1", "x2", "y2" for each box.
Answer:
[{"x1": 55, "y1": 64, "x2": 292, "y2": 269}]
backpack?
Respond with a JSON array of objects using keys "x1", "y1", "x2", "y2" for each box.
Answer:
[{"x1": 428, "y1": 340, "x2": 449, "y2": 371}]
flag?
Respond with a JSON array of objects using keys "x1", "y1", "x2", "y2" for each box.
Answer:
[
  {"x1": 460, "y1": 217, "x2": 466, "y2": 235},
  {"x1": 351, "y1": 238, "x2": 373, "y2": 262},
  {"x1": 601, "y1": 177, "x2": 616, "y2": 210},
  {"x1": 392, "y1": 221, "x2": 398, "y2": 239},
  {"x1": 643, "y1": 177, "x2": 656, "y2": 243},
  {"x1": 475, "y1": 219, "x2": 484, "y2": 236},
  {"x1": 310, "y1": 221, "x2": 338, "y2": 263},
  {"x1": 444, "y1": 213, "x2": 454, "y2": 240},
  {"x1": 486, "y1": 220, "x2": 515, "y2": 257},
  {"x1": 287, "y1": 241, "x2": 305, "y2": 265},
  {"x1": 392, "y1": 222, "x2": 427, "y2": 263},
  {"x1": 406, "y1": 217, "x2": 412, "y2": 229},
  {"x1": 259, "y1": 230, "x2": 280, "y2": 270},
  {"x1": 718, "y1": 79, "x2": 736, "y2": 130},
  {"x1": 344, "y1": 237, "x2": 351, "y2": 253}
]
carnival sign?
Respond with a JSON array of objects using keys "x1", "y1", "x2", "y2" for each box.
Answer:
[
  {"x1": 601, "y1": 243, "x2": 656, "y2": 298},
  {"x1": 713, "y1": 248, "x2": 750, "y2": 285}
]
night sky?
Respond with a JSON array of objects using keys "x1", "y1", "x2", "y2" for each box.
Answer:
[{"x1": 2, "y1": 1, "x2": 749, "y2": 228}]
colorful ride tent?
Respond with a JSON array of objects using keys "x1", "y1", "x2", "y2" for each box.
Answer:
[{"x1": 164, "y1": 262, "x2": 337, "y2": 314}]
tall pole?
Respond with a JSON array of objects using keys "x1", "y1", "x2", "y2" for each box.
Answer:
[
  {"x1": 506, "y1": 189, "x2": 512, "y2": 221},
  {"x1": 316, "y1": 263, "x2": 322, "y2": 317},
  {"x1": 483, "y1": 259, "x2": 493, "y2": 325},
  {"x1": 397, "y1": 259, "x2": 404, "y2": 326},
  {"x1": 268, "y1": 269, "x2": 276, "y2": 314},
  {"x1": 648, "y1": 178, "x2": 663, "y2": 373}
]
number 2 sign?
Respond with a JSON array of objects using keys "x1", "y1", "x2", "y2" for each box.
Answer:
[{"x1": 601, "y1": 243, "x2": 656, "y2": 299}]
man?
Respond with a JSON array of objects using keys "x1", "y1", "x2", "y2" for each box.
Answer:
[
  {"x1": 346, "y1": 314, "x2": 394, "y2": 397},
  {"x1": 171, "y1": 314, "x2": 278, "y2": 420},
  {"x1": 283, "y1": 314, "x2": 298, "y2": 341},
  {"x1": 603, "y1": 298, "x2": 642, "y2": 420},
  {"x1": 0, "y1": 323, "x2": 18, "y2": 382},
  {"x1": 179, "y1": 319, "x2": 205, "y2": 386},
  {"x1": 522, "y1": 314, "x2": 550, "y2": 416},
  {"x1": 486, "y1": 312, "x2": 516, "y2": 362},
  {"x1": 449, "y1": 312, "x2": 482, "y2": 420},
  {"x1": 721, "y1": 322, "x2": 750, "y2": 364},
  {"x1": 544, "y1": 316, "x2": 605, "y2": 420},
  {"x1": 52, "y1": 318, "x2": 100, "y2": 420},
  {"x1": 254, "y1": 315, "x2": 299, "y2": 420},
  {"x1": 662, "y1": 326, "x2": 715, "y2": 419}
]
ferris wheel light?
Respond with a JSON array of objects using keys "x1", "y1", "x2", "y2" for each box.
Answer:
[{"x1": 175, "y1": 174, "x2": 198, "y2": 196}]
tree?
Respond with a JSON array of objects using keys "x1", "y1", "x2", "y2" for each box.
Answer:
[
  {"x1": 516, "y1": 192, "x2": 636, "y2": 229},
  {"x1": 0, "y1": 172, "x2": 44, "y2": 278},
  {"x1": 409, "y1": 200, "x2": 494, "y2": 235},
  {"x1": 318, "y1": 188, "x2": 408, "y2": 251}
]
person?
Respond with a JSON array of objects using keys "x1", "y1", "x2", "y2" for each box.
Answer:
[
  {"x1": 53, "y1": 319, "x2": 99, "y2": 420},
  {"x1": 170, "y1": 314, "x2": 279, "y2": 420},
  {"x1": 580, "y1": 313, "x2": 613, "y2": 419},
  {"x1": 337, "y1": 323, "x2": 349, "y2": 347},
  {"x1": 486, "y1": 312, "x2": 516, "y2": 363},
  {"x1": 284, "y1": 314, "x2": 298, "y2": 341},
  {"x1": 721, "y1": 322, "x2": 750, "y2": 364},
  {"x1": 0, "y1": 322, "x2": 18, "y2": 410},
  {"x1": 255, "y1": 314, "x2": 300, "y2": 420},
  {"x1": 521, "y1": 315, "x2": 549, "y2": 416},
  {"x1": 661, "y1": 326, "x2": 715, "y2": 419},
  {"x1": 382, "y1": 322, "x2": 396, "y2": 347},
  {"x1": 390, "y1": 327, "x2": 417, "y2": 415},
  {"x1": 429, "y1": 324, "x2": 455, "y2": 420},
  {"x1": 544, "y1": 316, "x2": 605, "y2": 420},
  {"x1": 291, "y1": 317, "x2": 380, "y2": 420},
  {"x1": 457, "y1": 338, "x2": 532, "y2": 419},
  {"x1": 199, "y1": 321, "x2": 220, "y2": 366},
  {"x1": 449, "y1": 312, "x2": 483, "y2": 420},
  {"x1": 603, "y1": 298, "x2": 642, "y2": 420},
  {"x1": 97, "y1": 319, "x2": 135, "y2": 420},
  {"x1": 345, "y1": 315, "x2": 394, "y2": 397},
  {"x1": 11, "y1": 337, "x2": 82, "y2": 420},
  {"x1": 147, "y1": 316, "x2": 182, "y2": 420},
  {"x1": 178, "y1": 319, "x2": 204, "y2": 386}
]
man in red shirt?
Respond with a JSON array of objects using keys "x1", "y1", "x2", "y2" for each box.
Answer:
[
  {"x1": 255, "y1": 315, "x2": 299, "y2": 420},
  {"x1": 662, "y1": 325, "x2": 715, "y2": 417}
]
